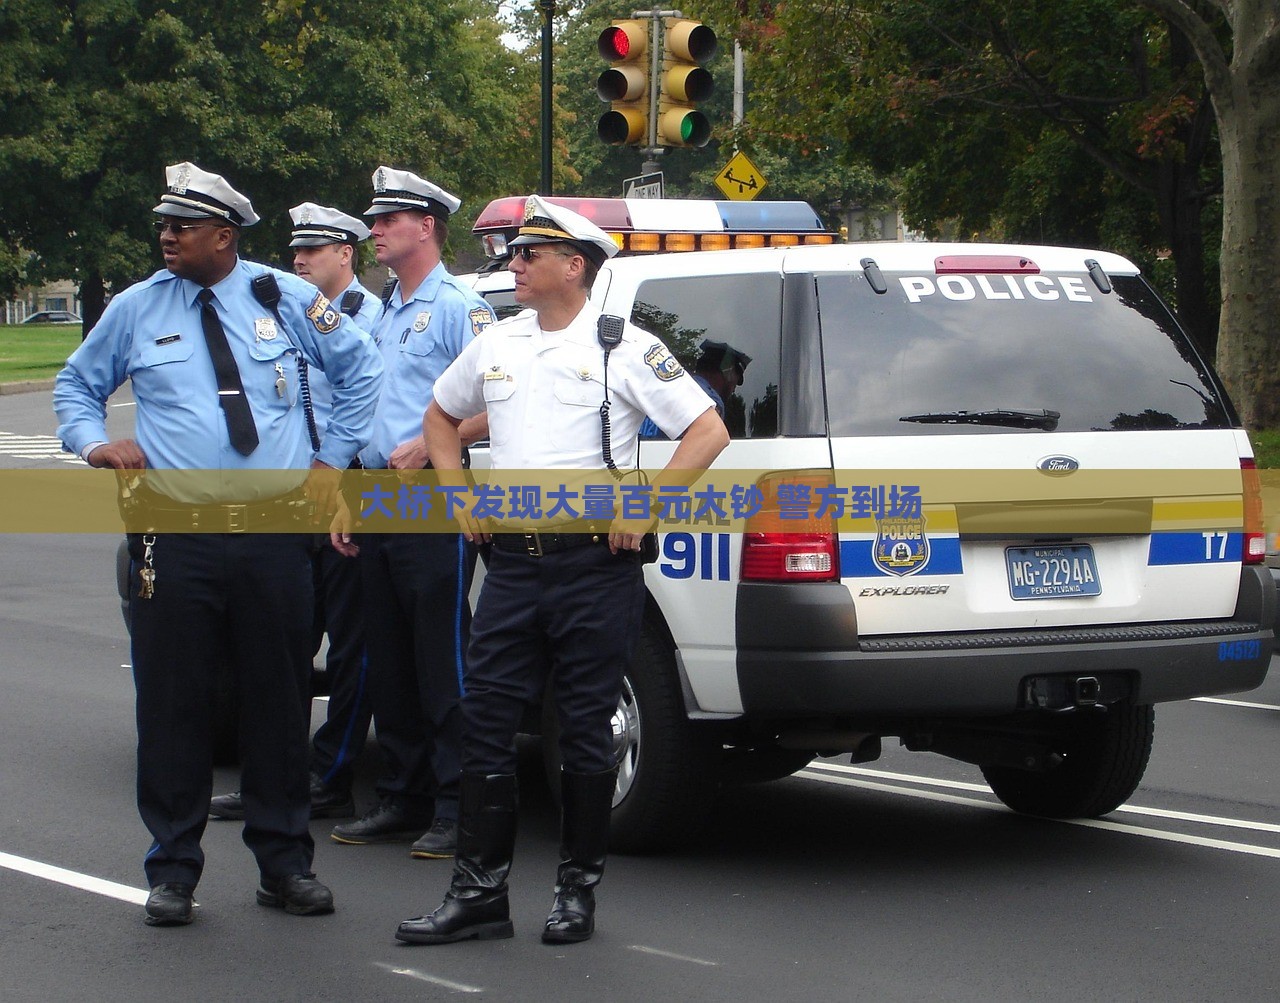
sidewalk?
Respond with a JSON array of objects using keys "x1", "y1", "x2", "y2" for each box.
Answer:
[{"x1": 0, "y1": 379, "x2": 56, "y2": 396}]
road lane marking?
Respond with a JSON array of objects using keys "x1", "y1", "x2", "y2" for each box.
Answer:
[
  {"x1": 628, "y1": 944, "x2": 720, "y2": 966},
  {"x1": 796, "y1": 770, "x2": 1280, "y2": 859},
  {"x1": 1192, "y1": 696, "x2": 1280, "y2": 711},
  {"x1": 373, "y1": 962, "x2": 483, "y2": 992},
  {"x1": 0, "y1": 851, "x2": 148, "y2": 905},
  {"x1": 805, "y1": 762, "x2": 1280, "y2": 834}
]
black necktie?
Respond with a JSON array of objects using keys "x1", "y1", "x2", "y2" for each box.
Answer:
[{"x1": 197, "y1": 288, "x2": 259, "y2": 456}]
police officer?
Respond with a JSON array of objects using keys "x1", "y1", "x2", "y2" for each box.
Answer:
[
  {"x1": 328, "y1": 167, "x2": 495, "y2": 858},
  {"x1": 209, "y1": 203, "x2": 381, "y2": 823},
  {"x1": 53, "y1": 163, "x2": 383, "y2": 927},
  {"x1": 400, "y1": 197, "x2": 729, "y2": 945}
]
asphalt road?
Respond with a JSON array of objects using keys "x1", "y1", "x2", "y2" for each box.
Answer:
[{"x1": 3, "y1": 387, "x2": 1279, "y2": 1000}]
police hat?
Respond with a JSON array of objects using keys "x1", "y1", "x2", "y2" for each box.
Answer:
[
  {"x1": 509, "y1": 195, "x2": 619, "y2": 268},
  {"x1": 365, "y1": 166, "x2": 461, "y2": 219},
  {"x1": 697, "y1": 339, "x2": 752, "y2": 381},
  {"x1": 152, "y1": 162, "x2": 259, "y2": 226},
  {"x1": 289, "y1": 202, "x2": 371, "y2": 247}
]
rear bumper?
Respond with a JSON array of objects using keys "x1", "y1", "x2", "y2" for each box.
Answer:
[{"x1": 735, "y1": 566, "x2": 1275, "y2": 718}]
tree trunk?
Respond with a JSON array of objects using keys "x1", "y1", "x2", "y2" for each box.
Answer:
[
  {"x1": 1214, "y1": 70, "x2": 1280, "y2": 429},
  {"x1": 79, "y1": 269, "x2": 106, "y2": 339}
]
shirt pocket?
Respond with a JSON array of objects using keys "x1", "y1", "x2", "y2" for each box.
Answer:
[
  {"x1": 131, "y1": 336, "x2": 197, "y2": 404},
  {"x1": 247, "y1": 336, "x2": 299, "y2": 406},
  {"x1": 549, "y1": 377, "x2": 605, "y2": 450}
]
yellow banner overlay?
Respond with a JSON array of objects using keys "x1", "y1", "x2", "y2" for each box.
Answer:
[{"x1": 0, "y1": 468, "x2": 1275, "y2": 536}]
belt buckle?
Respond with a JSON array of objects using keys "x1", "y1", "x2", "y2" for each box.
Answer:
[
  {"x1": 523, "y1": 532, "x2": 543, "y2": 558},
  {"x1": 227, "y1": 504, "x2": 247, "y2": 533}
]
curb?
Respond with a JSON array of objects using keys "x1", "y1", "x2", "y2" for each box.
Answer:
[{"x1": 0, "y1": 379, "x2": 56, "y2": 396}]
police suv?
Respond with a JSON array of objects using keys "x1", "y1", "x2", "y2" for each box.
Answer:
[{"x1": 467, "y1": 197, "x2": 1274, "y2": 852}]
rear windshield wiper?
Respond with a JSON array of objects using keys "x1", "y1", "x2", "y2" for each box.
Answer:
[{"x1": 899, "y1": 408, "x2": 1061, "y2": 430}]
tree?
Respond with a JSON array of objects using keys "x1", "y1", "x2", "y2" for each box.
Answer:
[
  {"x1": 1135, "y1": 0, "x2": 1280, "y2": 427},
  {"x1": 0, "y1": 0, "x2": 529, "y2": 330}
]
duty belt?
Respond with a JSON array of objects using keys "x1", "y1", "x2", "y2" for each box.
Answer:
[
  {"x1": 127, "y1": 488, "x2": 314, "y2": 533},
  {"x1": 489, "y1": 530, "x2": 610, "y2": 558}
]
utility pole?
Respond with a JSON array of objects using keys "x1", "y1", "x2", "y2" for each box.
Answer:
[{"x1": 539, "y1": 1, "x2": 556, "y2": 194}]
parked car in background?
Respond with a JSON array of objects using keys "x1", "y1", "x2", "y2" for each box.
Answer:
[{"x1": 21, "y1": 310, "x2": 81, "y2": 325}]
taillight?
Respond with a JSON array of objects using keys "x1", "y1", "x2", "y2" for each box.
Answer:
[
  {"x1": 740, "y1": 471, "x2": 840, "y2": 582},
  {"x1": 1242, "y1": 457, "x2": 1265, "y2": 564}
]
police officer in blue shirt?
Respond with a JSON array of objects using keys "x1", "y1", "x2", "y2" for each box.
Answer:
[
  {"x1": 54, "y1": 163, "x2": 383, "y2": 927},
  {"x1": 209, "y1": 202, "x2": 382, "y2": 824},
  {"x1": 328, "y1": 167, "x2": 494, "y2": 858}
]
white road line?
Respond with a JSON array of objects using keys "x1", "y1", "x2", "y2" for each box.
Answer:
[
  {"x1": 1192, "y1": 696, "x2": 1280, "y2": 712},
  {"x1": 628, "y1": 944, "x2": 721, "y2": 966},
  {"x1": 372, "y1": 962, "x2": 483, "y2": 993},
  {"x1": 796, "y1": 770, "x2": 1280, "y2": 858},
  {"x1": 805, "y1": 762, "x2": 1280, "y2": 835},
  {"x1": 0, "y1": 851, "x2": 148, "y2": 905}
]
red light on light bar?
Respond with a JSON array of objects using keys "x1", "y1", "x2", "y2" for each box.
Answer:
[{"x1": 935, "y1": 255, "x2": 1040, "y2": 274}]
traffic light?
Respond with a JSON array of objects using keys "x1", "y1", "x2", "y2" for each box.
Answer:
[
  {"x1": 658, "y1": 18, "x2": 717, "y2": 148},
  {"x1": 597, "y1": 20, "x2": 650, "y2": 146}
]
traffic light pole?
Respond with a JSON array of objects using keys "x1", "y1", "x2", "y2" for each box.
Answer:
[
  {"x1": 539, "y1": 0, "x2": 556, "y2": 194},
  {"x1": 635, "y1": 8, "x2": 684, "y2": 175}
]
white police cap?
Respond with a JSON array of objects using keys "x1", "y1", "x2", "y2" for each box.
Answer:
[
  {"x1": 152, "y1": 162, "x2": 260, "y2": 226},
  {"x1": 288, "y1": 202, "x2": 371, "y2": 247},
  {"x1": 509, "y1": 195, "x2": 619, "y2": 267},
  {"x1": 365, "y1": 166, "x2": 461, "y2": 218}
]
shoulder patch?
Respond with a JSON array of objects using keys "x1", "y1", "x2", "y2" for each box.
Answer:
[
  {"x1": 644, "y1": 343, "x2": 685, "y2": 382},
  {"x1": 305, "y1": 292, "x2": 341, "y2": 335},
  {"x1": 470, "y1": 306, "x2": 495, "y2": 336}
]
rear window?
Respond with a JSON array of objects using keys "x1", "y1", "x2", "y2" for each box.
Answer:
[{"x1": 817, "y1": 271, "x2": 1231, "y2": 436}]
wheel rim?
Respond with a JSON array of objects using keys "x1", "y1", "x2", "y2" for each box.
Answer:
[{"x1": 611, "y1": 674, "x2": 641, "y2": 807}]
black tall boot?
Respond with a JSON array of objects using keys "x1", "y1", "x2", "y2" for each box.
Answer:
[
  {"x1": 542, "y1": 768, "x2": 616, "y2": 944},
  {"x1": 396, "y1": 773, "x2": 517, "y2": 944}
]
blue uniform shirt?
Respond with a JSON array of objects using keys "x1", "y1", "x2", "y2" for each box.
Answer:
[
  {"x1": 54, "y1": 260, "x2": 384, "y2": 487},
  {"x1": 307, "y1": 276, "x2": 382, "y2": 439},
  {"x1": 358, "y1": 262, "x2": 494, "y2": 469}
]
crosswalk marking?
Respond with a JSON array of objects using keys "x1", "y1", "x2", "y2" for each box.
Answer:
[{"x1": 0, "y1": 431, "x2": 84, "y2": 463}]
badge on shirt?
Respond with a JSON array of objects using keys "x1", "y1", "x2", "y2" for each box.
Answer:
[
  {"x1": 577, "y1": 368, "x2": 593, "y2": 381},
  {"x1": 483, "y1": 366, "x2": 506, "y2": 381},
  {"x1": 470, "y1": 306, "x2": 495, "y2": 336},
  {"x1": 413, "y1": 310, "x2": 432, "y2": 333},
  {"x1": 644, "y1": 343, "x2": 685, "y2": 382},
  {"x1": 254, "y1": 317, "x2": 278, "y2": 342},
  {"x1": 306, "y1": 292, "x2": 341, "y2": 334}
]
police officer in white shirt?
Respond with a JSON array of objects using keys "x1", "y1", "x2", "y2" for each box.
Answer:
[{"x1": 399, "y1": 196, "x2": 729, "y2": 945}]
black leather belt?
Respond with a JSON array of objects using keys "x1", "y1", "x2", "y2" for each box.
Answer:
[
  {"x1": 130, "y1": 489, "x2": 313, "y2": 533},
  {"x1": 490, "y1": 531, "x2": 609, "y2": 557}
]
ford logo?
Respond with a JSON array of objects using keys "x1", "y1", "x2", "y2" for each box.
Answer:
[{"x1": 1037, "y1": 455, "x2": 1079, "y2": 473}]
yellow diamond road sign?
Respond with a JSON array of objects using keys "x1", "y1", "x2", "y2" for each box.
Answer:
[{"x1": 715, "y1": 151, "x2": 767, "y2": 201}]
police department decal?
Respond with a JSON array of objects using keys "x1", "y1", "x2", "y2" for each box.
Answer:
[
  {"x1": 413, "y1": 310, "x2": 432, "y2": 333},
  {"x1": 470, "y1": 306, "x2": 494, "y2": 336},
  {"x1": 644, "y1": 343, "x2": 684, "y2": 381},
  {"x1": 873, "y1": 514, "x2": 930, "y2": 576},
  {"x1": 306, "y1": 293, "x2": 341, "y2": 334},
  {"x1": 254, "y1": 317, "x2": 278, "y2": 341}
]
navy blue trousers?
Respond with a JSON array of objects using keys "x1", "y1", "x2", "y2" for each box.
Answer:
[
  {"x1": 127, "y1": 532, "x2": 314, "y2": 888},
  {"x1": 308, "y1": 537, "x2": 371, "y2": 789},
  {"x1": 462, "y1": 543, "x2": 645, "y2": 776},
  {"x1": 359, "y1": 532, "x2": 474, "y2": 819}
]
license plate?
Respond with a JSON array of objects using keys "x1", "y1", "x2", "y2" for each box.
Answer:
[{"x1": 1005, "y1": 544, "x2": 1101, "y2": 600}]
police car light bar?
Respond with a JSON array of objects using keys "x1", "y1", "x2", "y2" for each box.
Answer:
[{"x1": 473, "y1": 196, "x2": 833, "y2": 257}]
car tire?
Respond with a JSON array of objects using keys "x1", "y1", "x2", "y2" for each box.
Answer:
[
  {"x1": 541, "y1": 616, "x2": 718, "y2": 853},
  {"x1": 981, "y1": 703, "x2": 1155, "y2": 819}
]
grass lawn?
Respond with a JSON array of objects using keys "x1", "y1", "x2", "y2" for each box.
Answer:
[
  {"x1": 0, "y1": 323, "x2": 82, "y2": 382},
  {"x1": 1251, "y1": 429, "x2": 1280, "y2": 470}
]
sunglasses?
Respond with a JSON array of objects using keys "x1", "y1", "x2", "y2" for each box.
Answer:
[
  {"x1": 514, "y1": 245, "x2": 574, "y2": 262},
  {"x1": 153, "y1": 219, "x2": 224, "y2": 235}
]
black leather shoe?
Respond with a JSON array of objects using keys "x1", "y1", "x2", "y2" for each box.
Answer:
[
  {"x1": 144, "y1": 883, "x2": 195, "y2": 926},
  {"x1": 395, "y1": 893, "x2": 513, "y2": 944},
  {"x1": 410, "y1": 817, "x2": 458, "y2": 859},
  {"x1": 542, "y1": 882, "x2": 595, "y2": 943},
  {"x1": 309, "y1": 776, "x2": 355, "y2": 819},
  {"x1": 330, "y1": 800, "x2": 433, "y2": 844},
  {"x1": 209, "y1": 790, "x2": 245, "y2": 821},
  {"x1": 256, "y1": 873, "x2": 335, "y2": 915}
]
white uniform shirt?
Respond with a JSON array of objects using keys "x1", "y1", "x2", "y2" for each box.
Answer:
[{"x1": 432, "y1": 302, "x2": 713, "y2": 470}]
